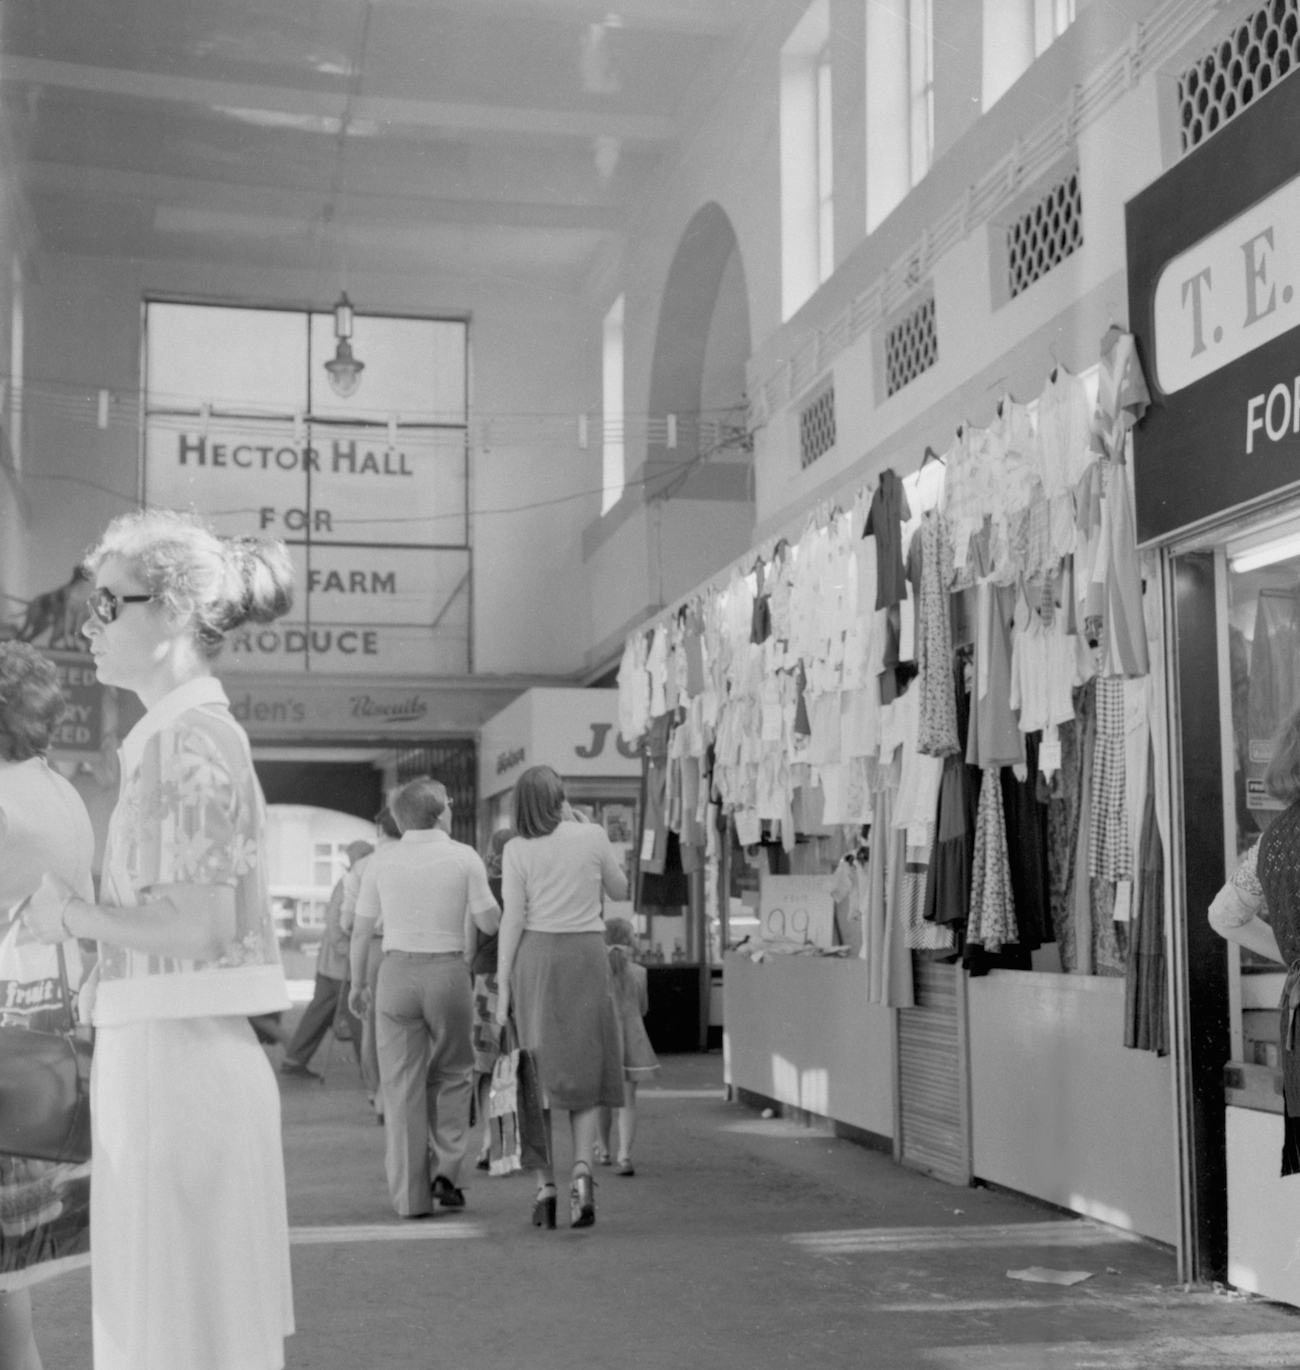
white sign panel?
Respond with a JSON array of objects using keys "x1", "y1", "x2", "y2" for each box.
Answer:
[
  {"x1": 1153, "y1": 171, "x2": 1300, "y2": 395},
  {"x1": 478, "y1": 689, "x2": 641, "y2": 798},
  {"x1": 144, "y1": 422, "x2": 468, "y2": 674},
  {"x1": 758, "y1": 873, "x2": 835, "y2": 950}
]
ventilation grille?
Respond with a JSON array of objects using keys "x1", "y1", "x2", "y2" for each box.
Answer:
[
  {"x1": 1178, "y1": 0, "x2": 1299, "y2": 154},
  {"x1": 884, "y1": 296, "x2": 938, "y2": 398},
  {"x1": 1006, "y1": 170, "x2": 1082, "y2": 300},
  {"x1": 798, "y1": 383, "x2": 836, "y2": 469}
]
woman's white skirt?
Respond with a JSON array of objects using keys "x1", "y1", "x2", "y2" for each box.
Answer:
[{"x1": 91, "y1": 1016, "x2": 295, "y2": 1370}]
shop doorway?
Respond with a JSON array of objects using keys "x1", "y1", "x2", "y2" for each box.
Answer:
[{"x1": 255, "y1": 760, "x2": 383, "y2": 821}]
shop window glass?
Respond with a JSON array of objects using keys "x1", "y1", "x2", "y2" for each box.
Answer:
[{"x1": 1223, "y1": 528, "x2": 1300, "y2": 1072}]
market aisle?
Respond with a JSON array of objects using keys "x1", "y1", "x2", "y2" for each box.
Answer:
[{"x1": 30, "y1": 1052, "x2": 1300, "y2": 1369}]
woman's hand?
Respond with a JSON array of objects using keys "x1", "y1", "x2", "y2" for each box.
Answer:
[
  {"x1": 348, "y1": 984, "x2": 371, "y2": 1020},
  {"x1": 495, "y1": 987, "x2": 510, "y2": 1027},
  {"x1": 24, "y1": 873, "x2": 79, "y2": 945}
]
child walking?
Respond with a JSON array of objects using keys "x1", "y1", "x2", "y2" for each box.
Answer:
[{"x1": 597, "y1": 918, "x2": 659, "y2": 1176}]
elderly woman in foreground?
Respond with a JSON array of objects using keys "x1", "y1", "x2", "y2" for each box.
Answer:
[{"x1": 495, "y1": 766, "x2": 628, "y2": 1229}]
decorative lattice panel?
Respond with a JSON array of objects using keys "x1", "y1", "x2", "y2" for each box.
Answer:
[
  {"x1": 1006, "y1": 171, "x2": 1082, "y2": 300},
  {"x1": 1178, "y1": 0, "x2": 1300, "y2": 154},
  {"x1": 799, "y1": 384, "x2": 836, "y2": 469},
  {"x1": 884, "y1": 296, "x2": 938, "y2": 398}
]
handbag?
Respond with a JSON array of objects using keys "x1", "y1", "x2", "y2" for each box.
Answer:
[
  {"x1": 0, "y1": 933, "x2": 93, "y2": 1165},
  {"x1": 487, "y1": 1019, "x2": 550, "y2": 1174}
]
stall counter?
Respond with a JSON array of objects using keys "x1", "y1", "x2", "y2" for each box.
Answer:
[{"x1": 722, "y1": 951, "x2": 895, "y2": 1142}]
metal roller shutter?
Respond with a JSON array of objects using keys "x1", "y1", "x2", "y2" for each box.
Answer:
[{"x1": 895, "y1": 959, "x2": 972, "y2": 1186}]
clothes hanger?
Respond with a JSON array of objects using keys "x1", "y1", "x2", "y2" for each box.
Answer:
[{"x1": 921, "y1": 445, "x2": 944, "y2": 467}]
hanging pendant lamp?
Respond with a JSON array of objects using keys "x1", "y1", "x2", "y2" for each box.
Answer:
[{"x1": 324, "y1": 292, "x2": 365, "y2": 398}]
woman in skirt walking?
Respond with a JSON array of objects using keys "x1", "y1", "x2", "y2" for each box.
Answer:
[{"x1": 496, "y1": 767, "x2": 628, "y2": 1229}]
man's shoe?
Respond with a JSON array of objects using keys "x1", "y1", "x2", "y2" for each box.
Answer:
[
  {"x1": 279, "y1": 1060, "x2": 322, "y2": 1081},
  {"x1": 432, "y1": 1175, "x2": 465, "y2": 1210}
]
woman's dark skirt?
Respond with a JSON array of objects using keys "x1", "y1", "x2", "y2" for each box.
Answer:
[{"x1": 512, "y1": 930, "x2": 624, "y2": 1111}]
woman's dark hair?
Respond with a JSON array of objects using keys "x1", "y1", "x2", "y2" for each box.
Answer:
[
  {"x1": 374, "y1": 807, "x2": 402, "y2": 840},
  {"x1": 512, "y1": 766, "x2": 566, "y2": 840},
  {"x1": 0, "y1": 642, "x2": 67, "y2": 761}
]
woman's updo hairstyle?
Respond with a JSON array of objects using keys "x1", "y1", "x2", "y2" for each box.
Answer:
[
  {"x1": 85, "y1": 509, "x2": 293, "y2": 659},
  {"x1": 0, "y1": 642, "x2": 67, "y2": 761}
]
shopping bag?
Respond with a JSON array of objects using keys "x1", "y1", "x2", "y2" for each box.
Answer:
[
  {"x1": 0, "y1": 918, "x2": 90, "y2": 1165},
  {"x1": 0, "y1": 917, "x2": 91, "y2": 1286},
  {"x1": 488, "y1": 1021, "x2": 550, "y2": 1174}
]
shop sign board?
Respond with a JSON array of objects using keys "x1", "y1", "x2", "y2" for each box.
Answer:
[
  {"x1": 1128, "y1": 67, "x2": 1300, "y2": 543},
  {"x1": 143, "y1": 423, "x2": 469, "y2": 675},
  {"x1": 478, "y1": 689, "x2": 641, "y2": 799},
  {"x1": 209, "y1": 674, "x2": 525, "y2": 741}
]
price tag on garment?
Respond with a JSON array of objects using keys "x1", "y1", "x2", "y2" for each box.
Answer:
[
  {"x1": 640, "y1": 828, "x2": 656, "y2": 862},
  {"x1": 1113, "y1": 879, "x2": 1133, "y2": 924},
  {"x1": 1039, "y1": 730, "x2": 1063, "y2": 777}
]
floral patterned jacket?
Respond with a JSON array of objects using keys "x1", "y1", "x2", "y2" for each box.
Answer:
[{"x1": 94, "y1": 677, "x2": 289, "y2": 1026}]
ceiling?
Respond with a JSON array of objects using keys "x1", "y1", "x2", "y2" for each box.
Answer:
[{"x1": 0, "y1": 0, "x2": 747, "y2": 294}]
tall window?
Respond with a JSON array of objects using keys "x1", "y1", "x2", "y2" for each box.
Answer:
[
  {"x1": 143, "y1": 302, "x2": 470, "y2": 676},
  {"x1": 816, "y1": 43, "x2": 834, "y2": 286},
  {"x1": 780, "y1": 0, "x2": 832, "y2": 319},
  {"x1": 866, "y1": 0, "x2": 935, "y2": 234},
  {"x1": 983, "y1": 0, "x2": 1077, "y2": 112},
  {"x1": 601, "y1": 294, "x2": 625, "y2": 515}
]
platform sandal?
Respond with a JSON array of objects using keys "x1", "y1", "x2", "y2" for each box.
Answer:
[
  {"x1": 570, "y1": 1163, "x2": 595, "y2": 1229},
  {"x1": 532, "y1": 1183, "x2": 557, "y2": 1229}
]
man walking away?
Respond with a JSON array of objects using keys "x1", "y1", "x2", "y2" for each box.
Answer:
[
  {"x1": 281, "y1": 839, "x2": 373, "y2": 1080},
  {"x1": 349, "y1": 777, "x2": 500, "y2": 1217}
]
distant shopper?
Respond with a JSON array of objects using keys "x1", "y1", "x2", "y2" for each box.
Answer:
[
  {"x1": 0, "y1": 643, "x2": 96, "y2": 1370},
  {"x1": 280, "y1": 839, "x2": 373, "y2": 1081},
  {"x1": 496, "y1": 766, "x2": 628, "y2": 1229},
  {"x1": 597, "y1": 918, "x2": 659, "y2": 1177},
  {"x1": 349, "y1": 777, "x2": 499, "y2": 1217},
  {"x1": 342, "y1": 807, "x2": 401, "y2": 1120},
  {"x1": 24, "y1": 508, "x2": 296, "y2": 1370},
  {"x1": 1210, "y1": 708, "x2": 1298, "y2": 1171},
  {"x1": 472, "y1": 827, "x2": 514, "y2": 1171}
]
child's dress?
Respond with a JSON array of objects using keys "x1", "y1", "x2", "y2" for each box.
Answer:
[{"x1": 609, "y1": 949, "x2": 660, "y2": 1082}]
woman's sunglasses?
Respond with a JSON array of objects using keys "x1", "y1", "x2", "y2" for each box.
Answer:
[{"x1": 88, "y1": 587, "x2": 156, "y2": 625}]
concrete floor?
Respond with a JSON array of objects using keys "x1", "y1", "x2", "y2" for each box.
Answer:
[{"x1": 28, "y1": 1045, "x2": 1300, "y2": 1369}]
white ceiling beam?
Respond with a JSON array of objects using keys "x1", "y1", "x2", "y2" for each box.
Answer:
[
  {"x1": 23, "y1": 159, "x2": 627, "y2": 231},
  {"x1": 376, "y1": 0, "x2": 742, "y2": 37},
  {"x1": 0, "y1": 55, "x2": 679, "y2": 142}
]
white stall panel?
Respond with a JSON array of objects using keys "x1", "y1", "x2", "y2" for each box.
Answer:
[
  {"x1": 969, "y1": 971, "x2": 1178, "y2": 1245},
  {"x1": 1227, "y1": 1105, "x2": 1300, "y2": 1306}
]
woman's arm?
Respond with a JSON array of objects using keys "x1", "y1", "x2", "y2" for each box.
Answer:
[
  {"x1": 27, "y1": 873, "x2": 236, "y2": 962},
  {"x1": 598, "y1": 829, "x2": 630, "y2": 902},
  {"x1": 1209, "y1": 852, "x2": 1284, "y2": 964},
  {"x1": 495, "y1": 847, "x2": 527, "y2": 1025}
]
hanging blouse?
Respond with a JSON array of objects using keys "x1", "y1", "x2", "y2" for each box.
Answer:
[{"x1": 95, "y1": 677, "x2": 290, "y2": 1026}]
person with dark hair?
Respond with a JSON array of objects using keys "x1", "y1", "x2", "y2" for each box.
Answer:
[
  {"x1": 471, "y1": 826, "x2": 514, "y2": 1171},
  {"x1": 0, "y1": 642, "x2": 95, "y2": 1370},
  {"x1": 23, "y1": 508, "x2": 296, "y2": 1370},
  {"x1": 597, "y1": 917, "x2": 659, "y2": 1177},
  {"x1": 1211, "y1": 707, "x2": 1299, "y2": 1171},
  {"x1": 348, "y1": 777, "x2": 499, "y2": 1216},
  {"x1": 280, "y1": 839, "x2": 372, "y2": 1082},
  {"x1": 342, "y1": 807, "x2": 402, "y2": 1119},
  {"x1": 496, "y1": 765, "x2": 628, "y2": 1229}
]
